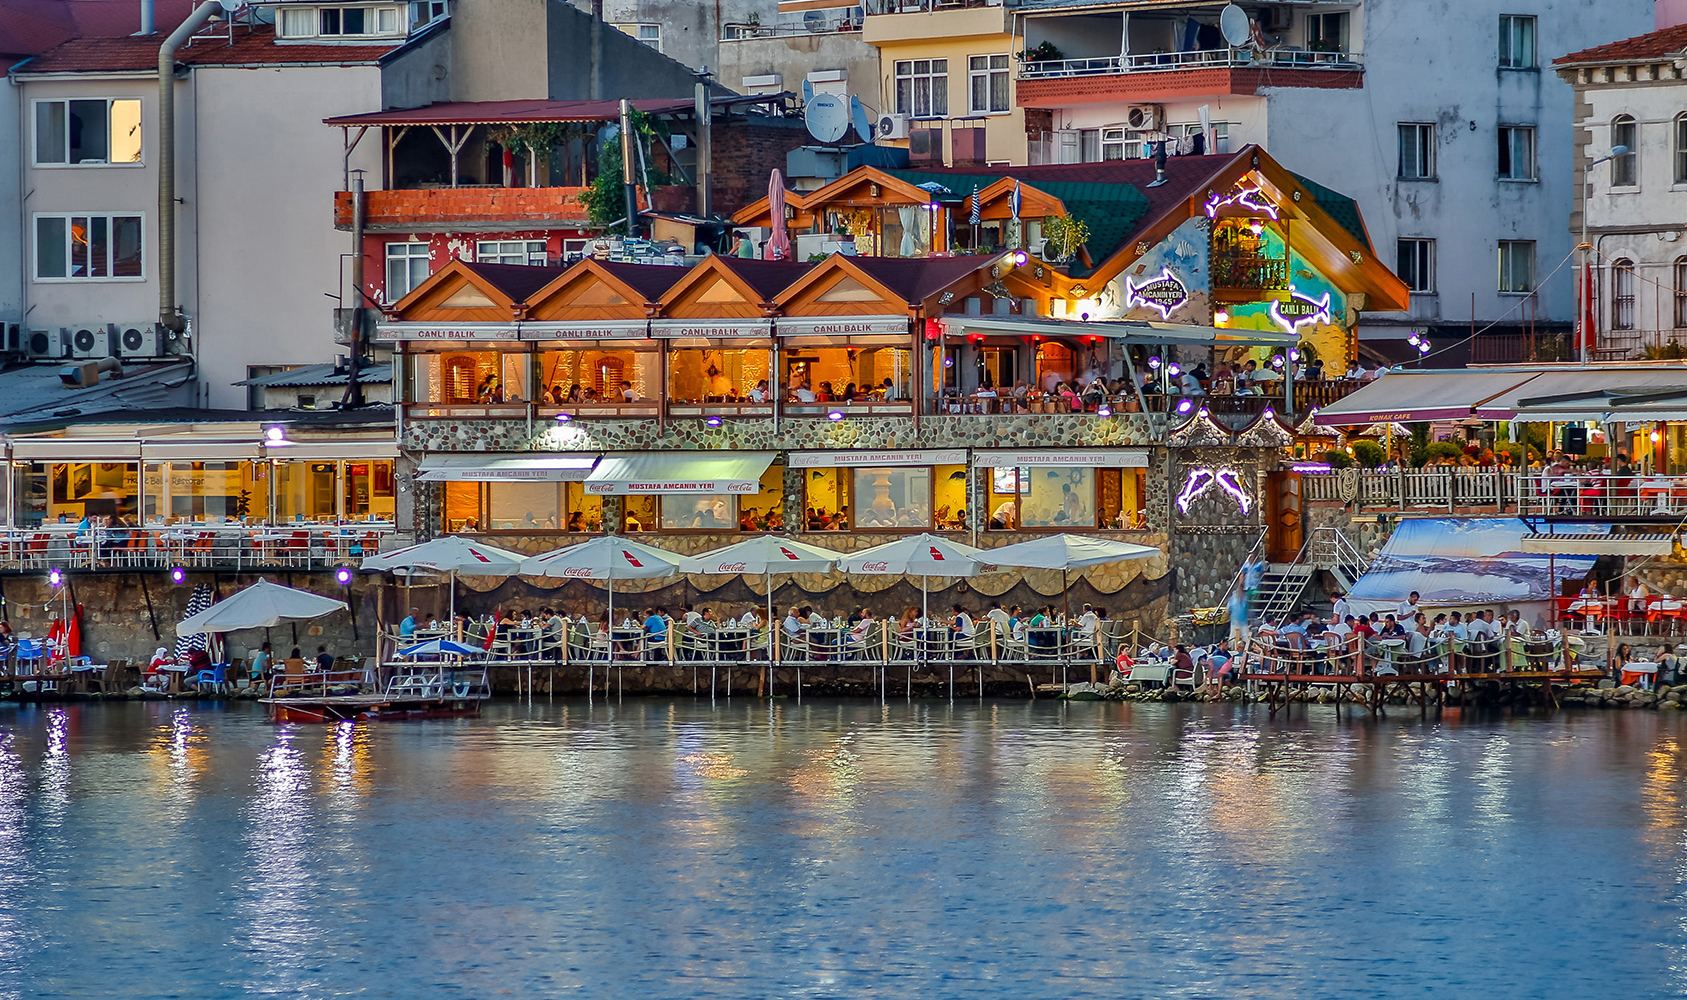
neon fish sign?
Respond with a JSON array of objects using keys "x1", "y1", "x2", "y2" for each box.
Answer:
[
  {"x1": 1124, "y1": 267, "x2": 1189, "y2": 319},
  {"x1": 1203, "y1": 184, "x2": 1280, "y2": 220},
  {"x1": 1176, "y1": 467, "x2": 1254, "y2": 515},
  {"x1": 1270, "y1": 288, "x2": 1333, "y2": 333}
]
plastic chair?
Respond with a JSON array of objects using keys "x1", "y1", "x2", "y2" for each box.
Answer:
[
  {"x1": 193, "y1": 664, "x2": 228, "y2": 693},
  {"x1": 15, "y1": 639, "x2": 43, "y2": 675}
]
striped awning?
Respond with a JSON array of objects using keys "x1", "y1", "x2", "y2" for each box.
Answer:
[{"x1": 1519, "y1": 533, "x2": 1677, "y2": 556}]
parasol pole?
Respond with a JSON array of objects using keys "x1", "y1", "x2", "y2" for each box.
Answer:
[{"x1": 766, "y1": 567, "x2": 775, "y2": 667}]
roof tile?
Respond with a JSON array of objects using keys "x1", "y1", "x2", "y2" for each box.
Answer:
[
  {"x1": 1555, "y1": 24, "x2": 1687, "y2": 65},
  {"x1": 19, "y1": 23, "x2": 397, "y2": 73}
]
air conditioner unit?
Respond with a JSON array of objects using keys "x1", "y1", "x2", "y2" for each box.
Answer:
[
  {"x1": 1126, "y1": 104, "x2": 1164, "y2": 131},
  {"x1": 66, "y1": 324, "x2": 106, "y2": 359},
  {"x1": 1, "y1": 323, "x2": 19, "y2": 354},
  {"x1": 110, "y1": 322, "x2": 161, "y2": 358},
  {"x1": 26, "y1": 328, "x2": 61, "y2": 359},
  {"x1": 877, "y1": 113, "x2": 911, "y2": 140}
]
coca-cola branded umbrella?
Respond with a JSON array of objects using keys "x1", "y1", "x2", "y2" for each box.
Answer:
[{"x1": 680, "y1": 535, "x2": 846, "y2": 645}]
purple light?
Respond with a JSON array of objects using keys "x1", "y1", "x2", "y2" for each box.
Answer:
[
  {"x1": 169, "y1": 567, "x2": 186, "y2": 585},
  {"x1": 47, "y1": 568, "x2": 62, "y2": 588},
  {"x1": 1097, "y1": 406, "x2": 1112, "y2": 417},
  {"x1": 554, "y1": 412, "x2": 572, "y2": 423},
  {"x1": 705, "y1": 416, "x2": 723, "y2": 428},
  {"x1": 335, "y1": 566, "x2": 353, "y2": 586},
  {"x1": 827, "y1": 410, "x2": 845, "y2": 422},
  {"x1": 1292, "y1": 462, "x2": 1334, "y2": 474},
  {"x1": 1262, "y1": 408, "x2": 1276, "y2": 420},
  {"x1": 1176, "y1": 399, "x2": 1194, "y2": 414}
]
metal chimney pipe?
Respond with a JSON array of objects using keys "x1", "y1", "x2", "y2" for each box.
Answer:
[
  {"x1": 158, "y1": 1, "x2": 221, "y2": 334},
  {"x1": 137, "y1": 0, "x2": 155, "y2": 35}
]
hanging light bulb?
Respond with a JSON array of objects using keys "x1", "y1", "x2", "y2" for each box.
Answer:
[
  {"x1": 1167, "y1": 363, "x2": 1181, "y2": 377},
  {"x1": 1213, "y1": 310, "x2": 1229, "y2": 324},
  {"x1": 1407, "y1": 333, "x2": 1420, "y2": 346},
  {"x1": 1176, "y1": 399, "x2": 1194, "y2": 415},
  {"x1": 1148, "y1": 356, "x2": 1161, "y2": 369}
]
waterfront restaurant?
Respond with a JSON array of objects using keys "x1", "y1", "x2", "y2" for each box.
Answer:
[{"x1": 380, "y1": 144, "x2": 1407, "y2": 619}]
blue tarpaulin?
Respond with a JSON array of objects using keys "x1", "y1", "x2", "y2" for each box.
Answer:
[{"x1": 1345, "y1": 518, "x2": 1601, "y2": 617}]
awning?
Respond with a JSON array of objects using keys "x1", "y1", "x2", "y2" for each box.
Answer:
[
  {"x1": 777, "y1": 315, "x2": 910, "y2": 338},
  {"x1": 522, "y1": 320, "x2": 649, "y2": 341},
  {"x1": 788, "y1": 449, "x2": 965, "y2": 468},
  {"x1": 9, "y1": 440, "x2": 142, "y2": 461},
  {"x1": 268, "y1": 440, "x2": 401, "y2": 461},
  {"x1": 1312, "y1": 371, "x2": 1542, "y2": 425},
  {"x1": 1520, "y1": 533, "x2": 1676, "y2": 556},
  {"x1": 584, "y1": 452, "x2": 775, "y2": 494},
  {"x1": 974, "y1": 448, "x2": 1150, "y2": 468},
  {"x1": 1506, "y1": 368, "x2": 1687, "y2": 422},
  {"x1": 937, "y1": 315, "x2": 1297, "y2": 347},
  {"x1": 140, "y1": 442, "x2": 264, "y2": 461},
  {"x1": 375, "y1": 322, "x2": 519, "y2": 342},
  {"x1": 649, "y1": 319, "x2": 774, "y2": 340},
  {"x1": 417, "y1": 455, "x2": 598, "y2": 482}
]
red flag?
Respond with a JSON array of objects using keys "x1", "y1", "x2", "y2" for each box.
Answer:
[
  {"x1": 482, "y1": 621, "x2": 497, "y2": 650},
  {"x1": 66, "y1": 605, "x2": 82, "y2": 659},
  {"x1": 1579, "y1": 260, "x2": 1597, "y2": 353}
]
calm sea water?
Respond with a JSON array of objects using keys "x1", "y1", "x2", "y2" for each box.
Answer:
[{"x1": 2, "y1": 698, "x2": 1684, "y2": 999}]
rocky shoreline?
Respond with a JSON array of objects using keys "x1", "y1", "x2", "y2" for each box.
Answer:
[{"x1": 1058, "y1": 678, "x2": 1686, "y2": 710}]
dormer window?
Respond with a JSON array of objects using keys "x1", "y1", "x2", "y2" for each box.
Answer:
[{"x1": 276, "y1": 4, "x2": 409, "y2": 39}]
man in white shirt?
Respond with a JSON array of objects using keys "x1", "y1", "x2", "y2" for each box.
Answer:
[
  {"x1": 782, "y1": 606, "x2": 804, "y2": 639},
  {"x1": 951, "y1": 604, "x2": 976, "y2": 638},
  {"x1": 1178, "y1": 370, "x2": 1203, "y2": 396},
  {"x1": 1397, "y1": 592, "x2": 1421, "y2": 619},
  {"x1": 1371, "y1": 364, "x2": 1391, "y2": 380},
  {"x1": 1332, "y1": 592, "x2": 1352, "y2": 622},
  {"x1": 1346, "y1": 362, "x2": 1365, "y2": 380},
  {"x1": 795, "y1": 381, "x2": 817, "y2": 404},
  {"x1": 1465, "y1": 611, "x2": 1496, "y2": 641},
  {"x1": 1076, "y1": 603, "x2": 1101, "y2": 636},
  {"x1": 748, "y1": 379, "x2": 769, "y2": 403},
  {"x1": 986, "y1": 602, "x2": 1012, "y2": 638}
]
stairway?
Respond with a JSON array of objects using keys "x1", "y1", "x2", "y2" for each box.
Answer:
[{"x1": 1253, "y1": 563, "x2": 1314, "y2": 624}]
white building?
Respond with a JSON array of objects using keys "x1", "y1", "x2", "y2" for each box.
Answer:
[
  {"x1": 1556, "y1": 20, "x2": 1687, "y2": 358},
  {"x1": 1012, "y1": 0, "x2": 1659, "y2": 362}
]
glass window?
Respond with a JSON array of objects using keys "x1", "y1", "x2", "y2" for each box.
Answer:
[
  {"x1": 1675, "y1": 258, "x2": 1687, "y2": 329},
  {"x1": 668, "y1": 346, "x2": 772, "y2": 404},
  {"x1": 1612, "y1": 116, "x2": 1638, "y2": 186},
  {"x1": 658, "y1": 495, "x2": 737, "y2": 531},
  {"x1": 534, "y1": 346, "x2": 658, "y2": 405},
  {"x1": 320, "y1": 7, "x2": 342, "y2": 33},
  {"x1": 33, "y1": 99, "x2": 141, "y2": 165},
  {"x1": 409, "y1": 351, "x2": 530, "y2": 404},
  {"x1": 279, "y1": 7, "x2": 315, "y2": 35},
  {"x1": 475, "y1": 239, "x2": 546, "y2": 266},
  {"x1": 141, "y1": 462, "x2": 262, "y2": 522},
  {"x1": 894, "y1": 59, "x2": 947, "y2": 118},
  {"x1": 39, "y1": 462, "x2": 139, "y2": 523},
  {"x1": 1498, "y1": 125, "x2": 1535, "y2": 180},
  {"x1": 441, "y1": 481, "x2": 605, "y2": 534},
  {"x1": 987, "y1": 468, "x2": 1144, "y2": 530},
  {"x1": 1306, "y1": 11, "x2": 1348, "y2": 51},
  {"x1": 1498, "y1": 240, "x2": 1535, "y2": 293},
  {"x1": 1499, "y1": 14, "x2": 1537, "y2": 69},
  {"x1": 612, "y1": 22, "x2": 662, "y2": 52},
  {"x1": 968, "y1": 55, "x2": 1010, "y2": 114},
  {"x1": 1611, "y1": 259, "x2": 1636, "y2": 330},
  {"x1": 35, "y1": 213, "x2": 143, "y2": 281},
  {"x1": 274, "y1": 462, "x2": 338, "y2": 522},
  {"x1": 1396, "y1": 238, "x2": 1435, "y2": 293},
  {"x1": 1398, "y1": 123, "x2": 1435, "y2": 180},
  {"x1": 377, "y1": 7, "x2": 400, "y2": 32},
  {"x1": 342, "y1": 7, "x2": 366, "y2": 33},
  {"x1": 343, "y1": 461, "x2": 394, "y2": 520},
  {"x1": 803, "y1": 468, "x2": 848, "y2": 530},
  {"x1": 851, "y1": 467, "x2": 931, "y2": 530},
  {"x1": 623, "y1": 495, "x2": 656, "y2": 532},
  {"x1": 385, "y1": 242, "x2": 432, "y2": 302}
]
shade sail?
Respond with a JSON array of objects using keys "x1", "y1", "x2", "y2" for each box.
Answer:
[
  {"x1": 416, "y1": 455, "x2": 597, "y2": 482},
  {"x1": 1505, "y1": 368, "x2": 1687, "y2": 421},
  {"x1": 978, "y1": 534, "x2": 1161, "y2": 570},
  {"x1": 838, "y1": 533, "x2": 987, "y2": 576},
  {"x1": 1520, "y1": 533, "x2": 1676, "y2": 556},
  {"x1": 1344, "y1": 518, "x2": 1598, "y2": 616},
  {"x1": 584, "y1": 452, "x2": 776, "y2": 495},
  {"x1": 176, "y1": 579, "x2": 347, "y2": 636},
  {"x1": 1313, "y1": 371, "x2": 1542, "y2": 425},
  {"x1": 519, "y1": 536, "x2": 684, "y2": 579},
  {"x1": 679, "y1": 535, "x2": 844, "y2": 575},
  {"x1": 361, "y1": 536, "x2": 527, "y2": 576}
]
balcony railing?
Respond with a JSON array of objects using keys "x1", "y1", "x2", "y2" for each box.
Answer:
[
  {"x1": 1211, "y1": 255, "x2": 1289, "y2": 292},
  {"x1": 1019, "y1": 47, "x2": 1361, "y2": 80},
  {"x1": 0, "y1": 524, "x2": 397, "y2": 573},
  {"x1": 866, "y1": 0, "x2": 999, "y2": 13},
  {"x1": 722, "y1": 11, "x2": 862, "y2": 38},
  {"x1": 1301, "y1": 468, "x2": 1687, "y2": 518}
]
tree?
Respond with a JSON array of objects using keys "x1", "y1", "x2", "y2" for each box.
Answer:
[{"x1": 576, "y1": 112, "x2": 672, "y2": 234}]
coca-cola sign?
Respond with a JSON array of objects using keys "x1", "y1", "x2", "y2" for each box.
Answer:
[
  {"x1": 714, "y1": 561, "x2": 749, "y2": 573},
  {"x1": 860, "y1": 561, "x2": 890, "y2": 572}
]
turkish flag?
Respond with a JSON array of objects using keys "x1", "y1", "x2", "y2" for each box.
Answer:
[{"x1": 1579, "y1": 260, "x2": 1597, "y2": 353}]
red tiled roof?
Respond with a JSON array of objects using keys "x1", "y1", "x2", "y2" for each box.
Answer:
[
  {"x1": 1, "y1": 0, "x2": 196, "y2": 59},
  {"x1": 1555, "y1": 24, "x2": 1687, "y2": 65},
  {"x1": 18, "y1": 22, "x2": 397, "y2": 73}
]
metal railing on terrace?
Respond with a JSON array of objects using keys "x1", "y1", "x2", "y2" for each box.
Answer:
[
  {"x1": 722, "y1": 10, "x2": 863, "y2": 38},
  {"x1": 1301, "y1": 468, "x2": 1687, "y2": 518},
  {"x1": 1018, "y1": 46, "x2": 1361, "y2": 79},
  {"x1": 0, "y1": 523, "x2": 396, "y2": 573}
]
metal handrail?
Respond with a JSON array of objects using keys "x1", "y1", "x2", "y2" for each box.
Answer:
[{"x1": 1019, "y1": 47, "x2": 1361, "y2": 80}]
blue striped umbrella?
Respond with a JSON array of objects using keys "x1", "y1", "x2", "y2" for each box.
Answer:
[{"x1": 173, "y1": 583, "x2": 213, "y2": 658}]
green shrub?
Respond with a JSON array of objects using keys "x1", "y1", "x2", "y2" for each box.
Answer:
[
  {"x1": 1321, "y1": 450, "x2": 1353, "y2": 469},
  {"x1": 1350, "y1": 440, "x2": 1386, "y2": 468},
  {"x1": 1418, "y1": 441, "x2": 1465, "y2": 466}
]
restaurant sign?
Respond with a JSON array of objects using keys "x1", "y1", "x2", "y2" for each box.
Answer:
[
  {"x1": 584, "y1": 479, "x2": 761, "y2": 495},
  {"x1": 649, "y1": 319, "x2": 773, "y2": 340},
  {"x1": 1123, "y1": 268, "x2": 1189, "y2": 320},
  {"x1": 776, "y1": 315, "x2": 910, "y2": 338},
  {"x1": 1269, "y1": 288, "x2": 1333, "y2": 333},
  {"x1": 974, "y1": 449, "x2": 1149, "y2": 468},
  {"x1": 788, "y1": 450, "x2": 965, "y2": 468},
  {"x1": 374, "y1": 322, "x2": 516, "y2": 342}
]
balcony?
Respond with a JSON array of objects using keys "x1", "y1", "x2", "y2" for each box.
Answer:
[
  {"x1": 1211, "y1": 253, "x2": 1289, "y2": 292},
  {"x1": 862, "y1": 0, "x2": 1008, "y2": 43},
  {"x1": 1302, "y1": 468, "x2": 1687, "y2": 521},
  {"x1": 1017, "y1": 48, "x2": 1363, "y2": 106},
  {"x1": 334, "y1": 187, "x2": 590, "y2": 232},
  {"x1": 723, "y1": 9, "x2": 863, "y2": 38},
  {"x1": 0, "y1": 523, "x2": 397, "y2": 574}
]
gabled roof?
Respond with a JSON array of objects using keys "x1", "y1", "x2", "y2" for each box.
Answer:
[
  {"x1": 1556, "y1": 24, "x2": 1687, "y2": 66},
  {"x1": 656, "y1": 256, "x2": 808, "y2": 318},
  {"x1": 847, "y1": 256, "x2": 1000, "y2": 305},
  {"x1": 387, "y1": 258, "x2": 539, "y2": 319},
  {"x1": 458, "y1": 261, "x2": 569, "y2": 303},
  {"x1": 714, "y1": 258, "x2": 816, "y2": 301},
  {"x1": 16, "y1": 23, "x2": 398, "y2": 74}
]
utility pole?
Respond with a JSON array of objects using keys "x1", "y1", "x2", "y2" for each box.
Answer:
[
  {"x1": 590, "y1": 0, "x2": 603, "y2": 100},
  {"x1": 694, "y1": 67, "x2": 713, "y2": 217},
  {"x1": 345, "y1": 170, "x2": 367, "y2": 409},
  {"x1": 619, "y1": 99, "x2": 638, "y2": 239}
]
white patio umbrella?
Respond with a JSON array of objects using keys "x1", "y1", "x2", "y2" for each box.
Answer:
[
  {"x1": 520, "y1": 535, "x2": 683, "y2": 631},
  {"x1": 175, "y1": 578, "x2": 348, "y2": 637},
  {"x1": 837, "y1": 533, "x2": 987, "y2": 625},
  {"x1": 679, "y1": 535, "x2": 846, "y2": 642},
  {"x1": 362, "y1": 536, "x2": 527, "y2": 625},
  {"x1": 978, "y1": 533, "x2": 1160, "y2": 618}
]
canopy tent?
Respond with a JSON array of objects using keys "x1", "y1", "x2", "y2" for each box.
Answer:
[
  {"x1": 1354, "y1": 421, "x2": 1411, "y2": 438},
  {"x1": 681, "y1": 535, "x2": 846, "y2": 644},
  {"x1": 1312, "y1": 370, "x2": 1540, "y2": 425},
  {"x1": 936, "y1": 314, "x2": 1297, "y2": 348},
  {"x1": 176, "y1": 579, "x2": 348, "y2": 636},
  {"x1": 584, "y1": 452, "x2": 776, "y2": 495},
  {"x1": 838, "y1": 533, "x2": 987, "y2": 624},
  {"x1": 1344, "y1": 518, "x2": 1599, "y2": 619},
  {"x1": 978, "y1": 533, "x2": 1160, "y2": 570},
  {"x1": 520, "y1": 536, "x2": 683, "y2": 630},
  {"x1": 1507, "y1": 370, "x2": 1687, "y2": 422}
]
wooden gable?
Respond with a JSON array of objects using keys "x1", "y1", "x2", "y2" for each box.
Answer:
[
  {"x1": 387, "y1": 259, "x2": 518, "y2": 322},
  {"x1": 732, "y1": 167, "x2": 938, "y2": 227},
  {"x1": 525, "y1": 260, "x2": 654, "y2": 321},
  {"x1": 656, "y1": 257, "x2": 768, "y2": 319},
  {"x1": 773, "y1": 257, "x2": 913, "y2": 317},
  {"x1": 975, "y1": 178, "x2": 1066, "y2": 221}
]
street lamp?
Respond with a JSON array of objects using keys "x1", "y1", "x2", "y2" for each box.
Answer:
[{"x1": 1579, "y1": 144, "x2": 1630, "y2": 365}]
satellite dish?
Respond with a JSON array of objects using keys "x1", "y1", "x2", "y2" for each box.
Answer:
[
  {"x1": 1219, "y1": 3, "x2": 1251, "y2": 47},
  {"x1": 801, "y1": 79, "x2": 815, "y2": 104},
  {"x1": 216, "y1": 0, "x2": 243, "y2": 11},
  {"x1": 804, "y1": 93, "x2": 849, "y2": 143},
  {"x1": 850, "y1": 95, "x2": 873, "y2": 144}
]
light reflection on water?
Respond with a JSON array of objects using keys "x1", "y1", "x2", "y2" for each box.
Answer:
[{"x1": 0, "y1": 700, "x2": 1685, "y2": 997}]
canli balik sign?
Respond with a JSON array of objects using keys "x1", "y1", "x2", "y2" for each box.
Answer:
[{"x1": 1124, "y1": 268, "x2": 1189, "y2": 320}]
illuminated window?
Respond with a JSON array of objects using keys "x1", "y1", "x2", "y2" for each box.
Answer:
[
  {"x1": 34, "y1": 214, "x2": 143, "y2": 281},
  {"x1": 33, "y1": 99, "x2": 142, "y2": 166}
]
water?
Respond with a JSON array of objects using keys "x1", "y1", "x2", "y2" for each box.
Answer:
[{"x1": 2, "y1": 699, "x2": 1685, "y2": 999}]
